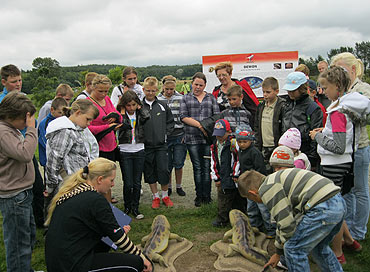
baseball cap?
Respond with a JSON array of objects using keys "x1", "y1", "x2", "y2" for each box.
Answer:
[
  {"x1": 308, "y1": 79, "x2": 317, "y2": 91},
  {"x1": 235, "y1": 124, "x2": 254, "y2": 141},
  {"x1": 212, "y1": 119, "x2": 231, "y2": 136},
  {"x1": 283, "y1": 72, "x2": 307, "y2": 91}
]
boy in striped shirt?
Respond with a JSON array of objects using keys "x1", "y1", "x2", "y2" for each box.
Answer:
[{"x1": 237, "y1": 167, "x2": 345, "y2": 271}]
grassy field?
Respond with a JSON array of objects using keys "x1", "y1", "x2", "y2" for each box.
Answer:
[{"x1": 1, "y1": 201, "x2": 370, "y2": 271}]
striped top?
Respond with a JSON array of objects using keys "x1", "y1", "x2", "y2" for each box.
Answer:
[
  {"x1": 157, "y1": 91, "x2": 184, "y2": 136},
  {"x1": 259, "y1": 168, "x2": 340, "y2": 253}
]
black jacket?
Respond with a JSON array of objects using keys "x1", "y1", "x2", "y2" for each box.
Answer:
[
  {"x1": 142, "y1": 98, "x2": 174, "y2": 148},
  {"x1": 254, "y1": 97, "x2": 285, "y2": 151},
  {"x1": 238, "y1": 143, "x2": 267, "y2": 175},
  {"x1": 117, "y1": 107, "x2": 150, "y2": 145},
  {"x1": 210, "y1": 138, "x2": 237, "y2": 190},
  {"x1": 282, "y1": 94, "x2": 323, "y2": 161}
]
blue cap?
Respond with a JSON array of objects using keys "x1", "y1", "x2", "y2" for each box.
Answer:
[
  {"x1": 213, "y1": 119, "x2": 231, "y2": 136},
  {"x1": 283, "y1": 72, "x2": 307, "y2": 91},
  {"x1": 235, "y1": 124, "x2": 254, "y2": 141}
]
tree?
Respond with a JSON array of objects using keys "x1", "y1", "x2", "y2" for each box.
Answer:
[
  {"x1": 355, "y1": 41, "x2": 370, "y2": 74},
  {"x1": 327, "y1": 46, "x2": 354, "y2": 61},
  {"x1": 29, "y1": 57, "x2": 61, "y2": 109},
  {"x1": 32, "y1": 57, "x2": 61, "y2": 78},
  {"x1": 108, "y1": 66, "x2": 125, "y2": 85}
]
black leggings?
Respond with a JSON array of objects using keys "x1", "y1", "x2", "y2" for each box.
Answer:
[{"x1": 89, "y1": 252, "x2": 143, "y2": 272}]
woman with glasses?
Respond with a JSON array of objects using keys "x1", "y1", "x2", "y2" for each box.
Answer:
[{"x1": 212, "y1": 62, "x2": 259, "y2": 128}]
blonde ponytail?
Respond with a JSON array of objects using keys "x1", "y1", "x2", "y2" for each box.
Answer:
[{"x1": 44, "y1": 158, "x2": 117, "y2": 226}]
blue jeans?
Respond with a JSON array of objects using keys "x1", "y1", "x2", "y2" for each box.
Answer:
[
  {"x1": 0, "y1": 189, "x2": 36, "y2": 272},
  {"x1": 284, "y1": 193, "x2": 345, "y2": 272},
  {"x1": 187, "y1": 144, "x2": 211, "y2": 199},
  {"x1": 120, "y1": 150, "x2": 145, "y2": 210},
  {"x1": 247, "y1": 199, "x2": 276, "y2": 236},
  {"x1": 167, "y1": 134, "x2": 187, "y2": 171},
  {"x1": 343, "y1": 146, "x2": 370, "y2": 240}
]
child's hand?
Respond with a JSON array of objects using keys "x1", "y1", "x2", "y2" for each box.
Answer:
[
  {"x1": 26, "y1": 112, "x2": 36, "y2": 128},
  {"x1": 264, "y1": 253, "x2": 280, "y2": 268},
  {"x1": 113, "y1": 124, "x2": 123, "y2": 131},
  {"x1": 123, "y1": 225, "x2": 131, "y2": 233},
  {"x1": 309, "y1": 128, "x2": 323, "y2": 140},
  {"x1": 199, "y1": 126, "x2": 207, "y2": 137},
  {"x1": 215, "y1": 181, "x2": 221, "y2": 187},
  {"x1": 106, "y1": 118, "x2": 115, "y2": 124}
]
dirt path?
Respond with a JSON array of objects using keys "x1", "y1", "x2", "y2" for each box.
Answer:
[{"x1": 111, "y1": 156, "x2": 217, "y2": 208}]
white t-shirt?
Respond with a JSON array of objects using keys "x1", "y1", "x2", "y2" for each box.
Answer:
[
  {"x1": 119, "y1": 112, "x2": 144, "y2": 153},
  {"x1": 111, "y1": 84, "x2": 144, "y2": 107}
]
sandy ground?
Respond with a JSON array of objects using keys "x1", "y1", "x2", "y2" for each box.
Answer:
[{"x1": 111, "y1": 156, "x2": 217, "y2": 208}]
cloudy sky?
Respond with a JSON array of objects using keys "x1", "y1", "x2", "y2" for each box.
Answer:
[{"x1": 1, "y1": 0, "x2": 369, "y2": 70}]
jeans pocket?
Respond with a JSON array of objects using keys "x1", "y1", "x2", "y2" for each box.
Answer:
[{"x1": 14, "y1": 190, "x2": 28, "y2": 205}]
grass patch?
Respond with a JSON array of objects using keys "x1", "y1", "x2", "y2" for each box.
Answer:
[{"x1": 1, "y1": 202, "x2": 370, "y2": 271}]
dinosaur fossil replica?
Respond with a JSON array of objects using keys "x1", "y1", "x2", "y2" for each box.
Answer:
[
  {"x1": 222, "y1": 209, "x2": 271, "y2": 267},
  {"x1": 141, "y1": 215, "x2": 184, "y2": 267}
]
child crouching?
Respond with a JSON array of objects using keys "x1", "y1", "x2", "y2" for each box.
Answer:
[{"x1": 237, "y1": 168, "x2": 346, "y2": 272}]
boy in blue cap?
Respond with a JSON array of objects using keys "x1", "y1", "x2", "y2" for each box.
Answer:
[
  {"x1": 281, "y1": 72, "x2": 323, "y2": 172},
  {"x1": 210, "y1": 119, "x2": 245, "y2": 227}
]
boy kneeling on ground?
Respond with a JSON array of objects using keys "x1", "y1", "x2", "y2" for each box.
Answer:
[{"x1": 237, "y1": 145, "x2": 346, "y2": 271}]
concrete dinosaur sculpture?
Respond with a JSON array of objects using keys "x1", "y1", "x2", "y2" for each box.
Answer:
[
  {"x1": 222, "y1": 209, "x2": 270, "y2": 267},
  {"x1": 141, "y1": 215, "x2": 183, "y2": 267}
]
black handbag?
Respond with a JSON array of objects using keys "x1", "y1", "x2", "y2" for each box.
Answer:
[{"x1": 342, "y1": 123, "x2": 355, "y2": 195}]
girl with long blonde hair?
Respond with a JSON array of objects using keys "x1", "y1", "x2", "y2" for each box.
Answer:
[{"x1": 45, "y1": 158, "x2": 152, "y2": 272}]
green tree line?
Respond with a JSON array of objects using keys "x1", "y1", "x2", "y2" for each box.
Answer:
[{"x1": 6, "y1": 40, "x2": 370, "y2": 109}]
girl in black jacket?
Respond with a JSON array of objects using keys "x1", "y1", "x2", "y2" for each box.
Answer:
[{"x1": 116, "y1": 91, "x2": 150, "y2": 219}]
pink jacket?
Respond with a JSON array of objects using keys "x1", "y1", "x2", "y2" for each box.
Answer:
[{"x1": 88, "y1": 96, "x2": 122, "y2": 152}]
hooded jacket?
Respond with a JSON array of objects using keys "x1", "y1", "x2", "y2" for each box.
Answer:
[
  {"x1": 45, "y1": 116, "x2": 99, "y2": 193},
  {"x1": 316, "y1": 92, "x2": 370, "y2": 165},
  {"x1": 0, "y1": 121, "x2": 37, "y2": 196}
]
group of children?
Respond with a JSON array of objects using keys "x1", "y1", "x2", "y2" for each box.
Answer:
[{"x1": 1, "y1": 52, "x2": 370, "y2": 271}]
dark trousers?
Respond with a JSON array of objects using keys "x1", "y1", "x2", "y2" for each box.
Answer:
[
  {"x1": 217, "y1": 187, "x2": 246, "y2": 223},
  {"x1": 187, "y1": 144, "x2": 211, "y2": 199},
  {"x1": 120, "y1": 150, "x2": 145, "y2": 210},
  {"x1": 144, "y1": 146, "x2": 170, "y2": 185},
  {"x1": 32, "y1": 156, "x2": 44, "y2": 228}
]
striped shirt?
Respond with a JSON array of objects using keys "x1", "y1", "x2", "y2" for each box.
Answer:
[
  {"x1": 157, "y1": 91, "x2": 184, "y2": 136},
  {"x1": 259, "y1": 168, "x2": 340, "y2": 252},
  {"x1": 180, "y1": 92, "x2": 220, "y2": 144}
]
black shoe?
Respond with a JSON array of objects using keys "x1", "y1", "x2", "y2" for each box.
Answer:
[
  {"x1": 194, "y1": 197, "x2": 202, "y2": 207},
  {"x1": 168, "y1": 188, "x2": 172, "y2": 196},
  {"x1": 132, "y1": 209, "x2": 144, "y2": 220},
  {"x1": 202, "y1": 196, "x2": 212, "y2": 204},
  {"x1": 212, "y1": 219, "x2": 229, "y2": 228},
  {"x1": 124, "y1": 207, "x2": 131, "y2": 215},
  {"x1": 176, "y1": 187, "x2": 186, "y2": 196}
]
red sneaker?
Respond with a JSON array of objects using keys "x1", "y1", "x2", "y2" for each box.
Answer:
[
  {"x1": 343, "y1": 240, "x2": 362, "y2": 252},
  {"x1": 337, "y1": 253, "x2": 346, "y2": 265},
  {"x1": 162, "y1": 196, "x2": 173, "y2": 207},
  {"x1": 151, "y1": 197, "x2": 160, "y2": 209}
]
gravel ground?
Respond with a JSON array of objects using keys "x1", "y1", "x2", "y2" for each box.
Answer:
[{"x1": 111, "y1": 156, "x2": 217, "y2": 208}]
